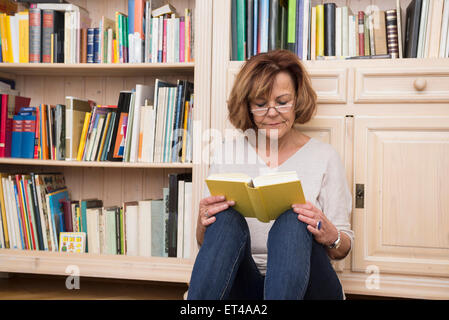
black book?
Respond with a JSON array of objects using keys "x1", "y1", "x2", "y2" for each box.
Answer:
[
  {"x1": 107, "y1": 91, "x2": 132, "y2": 161},
  {"x1": 231, "y1": 0, "x2": 238, "y2": 60},
  {"x1": 167, "y1": 173, "x2": 192, "y2": 257},
  {"x1": 404, "y1": 0, "x2": 422, "y2": 58},
  {"x1": 30, "y1": 173, "x2": 45, "y2": 250},
  {"x1": 247, "y1": 0, "x2": 254, "y2": 58},
  {"x1": 324, "y1": 3, "x2": 336, "y2": 56},
  {"x1": 269, "y1": 0, "x2": 281, "y2": 51}
]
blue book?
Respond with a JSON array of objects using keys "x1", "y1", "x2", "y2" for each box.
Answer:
[
  {"x1": 253, "y1": 0, "x2": 259, "y2": 56},
  {"x1": 87, "y1": 28, "x2": 94, "y2": 63},
  {"x1": 128, "y1": 0, "x2": 135, "y2": 35},
  {"x1": 171, "y1": 82, "x2": 184, "y2": 163},
  {"x1": 94, "y1": 28, "x2": 100, "y2": 63},
  {"x1": 13, "y1": 183, "x2": 25, "y2": 249},
  {"x1": 11, "y1": 115, "x2": 23, "y2": 158},
  {"x1": 260, "y1": 0, "x2": 269, "y2": 53},
  {"x1": 21, "y1": 114, "x2": 36, "y2": 159},
  {"x1": 46, "y1": 188, "x2": 69, "y2": 250}
]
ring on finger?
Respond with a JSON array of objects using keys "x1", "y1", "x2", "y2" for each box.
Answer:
[
  {"x1": 204, "y1": 209, "x2": 209, "y2": 219},
  {"x1": 316, "y1": 220, "x2": 322, "y2": 230}
]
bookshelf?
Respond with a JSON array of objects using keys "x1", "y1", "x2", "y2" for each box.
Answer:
[
  {"x1": 0, "y1": 0, "x2": 212, "y2": 284},
  {"x1": 212, "y1": 0, "x2": 449, "y2": 299}
]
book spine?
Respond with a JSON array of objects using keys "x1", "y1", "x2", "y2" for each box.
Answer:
[
  {"x1": 42, "y1": 9, "x2": 54, "y2": 63},
  {"x1": 94, "y1": 27, "x2": 100, "y2": 63},
  {"x1": 358, "y1": 11, "x2": 365, "y2": 56},
  {"x1": 324, "y1": 3, "x2": 336, "y2": 56},
  {"x1": 386, "y1": 9, "x2": 399, "y2": 59},
  {"x1": 87, "y1": 27, "x2": 94, "y2": 63},
  {"x1": 22, "y1": 115, "x2": 36, "y2": 159},
  {"x1": 29, "y1": 8, "x2": 41, "y2": 63},
  {"x1": 11, "y1": 115, "x2": 22, "y2": 158},
  {"x1": 287, "y1": 0, "x2": 296, "y2": 52}
]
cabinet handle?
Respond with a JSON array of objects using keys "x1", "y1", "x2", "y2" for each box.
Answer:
[{"x1": 413, "y1": 78, "x2": 427, "y2": 91}]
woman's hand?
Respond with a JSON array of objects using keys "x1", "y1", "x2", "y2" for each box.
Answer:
[
  {"x1": 292, "y1": 201, "x2": 338, "y2": 247},
  {"x1": 196, "y1": 195, "x2": 235, "y2": 246}
]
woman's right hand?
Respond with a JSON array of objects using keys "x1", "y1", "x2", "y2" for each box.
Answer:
[{"x1": 196, "y1": 195, "x2": 235, "y2": 246}]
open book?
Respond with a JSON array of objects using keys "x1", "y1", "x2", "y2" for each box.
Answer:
[{"x1": 205, "y1": 171, "x2": 306, "y2": 223}]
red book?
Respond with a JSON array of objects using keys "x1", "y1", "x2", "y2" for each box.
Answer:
[{"x1": 358, "y1": 11, "x2": 365, "y2": 56}]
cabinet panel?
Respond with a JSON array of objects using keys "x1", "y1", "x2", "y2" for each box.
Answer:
[
  {"x1": 354, "y1": 67, "x2": 449, "y2": 103},
  {"x1": 353, "y1": 116, "x2": 449, "y2": 277}
]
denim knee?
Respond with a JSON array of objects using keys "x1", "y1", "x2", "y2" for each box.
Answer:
[
  {"x1": 270, "y1": 209, "x2": 310, "y2": 235},
  {"x1": 207, "y1": 207, "x2": 250, "y2": 239}
]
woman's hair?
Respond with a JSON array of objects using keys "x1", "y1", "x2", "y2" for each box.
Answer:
[{"x1": 227, "y1": 49, "x2": 317, "y2": 132}]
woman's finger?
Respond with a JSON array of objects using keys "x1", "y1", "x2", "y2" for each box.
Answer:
[
  {"x1": 293, "y1": 206, "x2": 316, "y2": 218},
  {"x1": 297, "y1": 213, "x2": 318, "y2": 227}
]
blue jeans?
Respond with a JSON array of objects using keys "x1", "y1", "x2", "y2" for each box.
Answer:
[{"x1": 187, "y1": 207, "x2": 343, "y2": 300}]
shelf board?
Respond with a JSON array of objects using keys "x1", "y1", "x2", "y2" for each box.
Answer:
[
  {"x1": 0, "y1": 249, "x2": 193, "y2": 283},
  {"x1": 0, "y1": 62, "x2": 195, "y2": 77},
  {"x1": 0, "y1": 158, "x2": 193, "y2": 169}
]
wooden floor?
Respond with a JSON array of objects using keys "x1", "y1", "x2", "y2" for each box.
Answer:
[
  {"x1": 0, "y1": 273, "x2": 391, "y2": 300},
  {"x1": 0, "y1": 273, "x2": 189, "y2": 300}
]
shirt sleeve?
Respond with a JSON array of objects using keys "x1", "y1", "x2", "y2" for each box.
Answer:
[{"x1": 317, "y1": 146, "x2": 354, "y2": 254}]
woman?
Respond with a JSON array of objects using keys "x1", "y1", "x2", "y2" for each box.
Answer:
[{"x1": 188, "y1": 49, "x2": 353, "y2": 300}]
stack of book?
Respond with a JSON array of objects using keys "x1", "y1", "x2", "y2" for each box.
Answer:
[
  {"x1": 0, "y1": 171, "x2": 193, "y2": 259},
  {"x1": 1, "y1": 78, "x2": 194, "y2": 163},
  {"x1": 232, "y1": 0, "x2": 449, "y2": 60},
  {"x1": 0, "y1": 1, "x2": 194, "y2": 63}
]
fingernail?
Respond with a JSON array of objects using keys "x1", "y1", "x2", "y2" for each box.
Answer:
[{"x1": 228, "y1": 200, "x2": 235, "y2": 205}]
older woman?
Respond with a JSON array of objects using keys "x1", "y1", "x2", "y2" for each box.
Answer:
[{"x1": 188, "y1": 49, "x2": 353, "y2": 300}]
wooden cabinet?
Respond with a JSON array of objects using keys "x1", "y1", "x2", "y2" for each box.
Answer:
[{"x1": 210, "y1": 0, "x2": 449, "y2": 299}]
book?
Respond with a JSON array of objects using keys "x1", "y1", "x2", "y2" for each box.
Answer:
[
  {"x1": 45, "y1": 187, "x2": 69, "y2": 250},
  {"x1": 404, "y1": 0, "x2": 423, "y2": 58},
  {"x1": 206, "y1": 171, "x2": 306, "y2": 223},
  {"x1": 358, "y1": 11, "x2": 365, "y2": 56},
  {"x1": 373, "y1": 10, "x2": 388, "y2": 55},
  {"x1": 65, "y1": 96, "x2": 92, "y2": 161},
  {"x1": 59, "y1": 231, "x2": 86, "y2": 253},
  {"x1": 152, "y1": 3, "x2": 176, "y2": 17},
  {"x1": 324, "y1": 3, "x2": 336, "y2": 56},
  {"x1": 386, "y1": 9, "x2": 399, "y2": 58},
  {"x1": 150, "y1": 199, "x2": 165, "y2": 257}
]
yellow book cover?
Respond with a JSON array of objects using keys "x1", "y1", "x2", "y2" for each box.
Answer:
[
  {"x1": 5, "y1": 14, "x2": 13, "y2": 63},
  {"x1": 0, "y1": 14, "x2": 8, "y2": 62},
  {"x1": 18, "y1": 11, "x2": 29, "y2": 63},
  {"x1": 316, "y1": 5, "x2": 325, "y2": 57},
  {"x1": 76, "y1": 111, "x2": 91, "y2": 161},
  {"x1": 0, "y1": 173, "x2": 10, "y2": 248},
  {"x1": 181, "y1": 101, "x2": 189, "y2": 163},
  {"x1": 59, "y1": 232, "x2": 86, "y2": 253},
  {"x1": 206, "y1": 171, "x2": 306, "y2": 223}
]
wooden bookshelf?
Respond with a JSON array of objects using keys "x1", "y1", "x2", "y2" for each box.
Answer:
[
  {"x1": 0, "y1": 0, "x2": 213, "y2": 286},
  {"x1": 0, "y1": 63, "x2": 195, "y2": 77}
]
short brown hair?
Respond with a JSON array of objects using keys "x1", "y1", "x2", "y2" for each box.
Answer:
[{"x1": 227, "y1": 49, "x2": 317, "y2": 132}]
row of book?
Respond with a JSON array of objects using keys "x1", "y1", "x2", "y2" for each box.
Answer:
[
  {"x1": 0, "y1": 1, "x2": 194, "y2": 64},
  {"x1": 0, "y1": 172, "x2": 193, "y2": 259},
  {"x1": 232, "y1": 0, "x2": 449, "y2": 61},
  {"x1": 1, "y1": 78, "x2": 194, "y2": 163}
]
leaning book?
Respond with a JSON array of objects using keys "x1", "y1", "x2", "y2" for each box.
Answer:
[{"x1": 205, "y1": 171, "x2": 306, "y2": 223}]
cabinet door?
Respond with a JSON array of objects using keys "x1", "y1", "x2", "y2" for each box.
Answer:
[{"x1": 353, "y1": 116, "x2": 449, "y2": 277}]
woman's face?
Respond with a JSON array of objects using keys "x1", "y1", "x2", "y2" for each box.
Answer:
[{"x1": 250, "y1": 71, "x2": 296, "y2": 141}]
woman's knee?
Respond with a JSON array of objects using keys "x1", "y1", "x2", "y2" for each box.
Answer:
[
  {"x1": 206, "y1": 207, "x2": 249, "y2": 239},
  {"x1": 271, "y1": 208, "x2": 309, "y2": 235}
]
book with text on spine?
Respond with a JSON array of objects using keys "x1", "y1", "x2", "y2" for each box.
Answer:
[{"x1": 206, "y1": 171, "x2": 306, "y2": 223}]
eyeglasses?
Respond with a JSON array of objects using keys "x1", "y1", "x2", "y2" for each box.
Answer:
[{"x1": 250, "y1": 103, "x2": 294, "y2": 116}]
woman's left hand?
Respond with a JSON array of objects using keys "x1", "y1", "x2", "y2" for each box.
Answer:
[{"x1": 292, "y1": 201, "x2": 338, "y2": 247}]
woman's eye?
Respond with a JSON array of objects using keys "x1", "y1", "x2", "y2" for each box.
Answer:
[
  {"x1": 255, "y1": 103, "x2": 266, "y2": 107},
  {"x1": 277, "y1": 101, "x2": 288, "y2": 105}
]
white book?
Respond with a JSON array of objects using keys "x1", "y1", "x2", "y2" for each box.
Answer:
[
  {"x1": 428, "y1": 0, "x2": 444, "y2": 58},
  {"x1": 310, "y1": 6, "x2": 316, "y2": 60},
  {"x1": 89, "y1": 115, "x2": 105, "y2": 161},
  {"x1": 99, "y1": 208, "x2": 106, "y2": 254},
  {"x1": 104, "y1": 208, "x2": 117, "y2": 255},
  {"x1": 152, "y1": 17, "x2": 159, "y2": 63},
  {"x1": 86, "y1": 208, "x2": 101, "y2": 254},
  {"x1": 130, "y1": 84, "x2": 152, "y2": 162},
  {"x1": 144, "y1": 1, "x2": 151, "y2": 63},
  {"x1": 177, "y1": 180, "x2": 185, "y2": 258},
  {"x1": 107, "y1": 29, "x2": 113, "y2": 63},
  {"x1": 439, "y1": 0, "x2": 449, "y2": 57},
  {"x1": 335, "y1": 7, "x2": 342, "y2": 58},
  {"x1": 36, "y1": 3, "x2": 87, "y2": 13},
  {"x1": 342, "y1": 7, "x2": 349, "y2": 57},
  {"x1": 302, "y1": 0, "x2": 310, "y2": 60},
  {"x1": 417, "y1": 0, "x2": 429, "y2": 58},
  {"x1": 183, "y1": 182, "x2": 192, "y2": 258},
  {"x1": 125, "y1": 203, "x2": 139, "y2": 256},
  {"x1": 10, "y1": 15, "x2": 19, "y2": 63},
  {"x1": 174, "y1": 17, "x2": 180, "y2": 63},
  {"x1": 140, "y1": 105, "x2": 156, "y2": 162},
  {"x1": 158, "y1": 16, "x2": 164, "y2": 61},
  {"x1": 128, "y1": 33, "x2": 134, "y2": 63},
  {"x1": 64, "y1": 11, "x2": 71, "y2": 64},
  {"x1": 138, "y1": 200, "x2": 152, "y2": 257},
  {"x1": 156, "y1": 87, "x2": 168, "y2": 162},
  {"x1": 348, "y1": 15, "x2": 355, "y2": 57}
]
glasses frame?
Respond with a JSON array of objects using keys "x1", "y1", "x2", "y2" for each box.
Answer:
[{"x1": 249, "y1": 103, "x2": 294, "y2": 117}]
